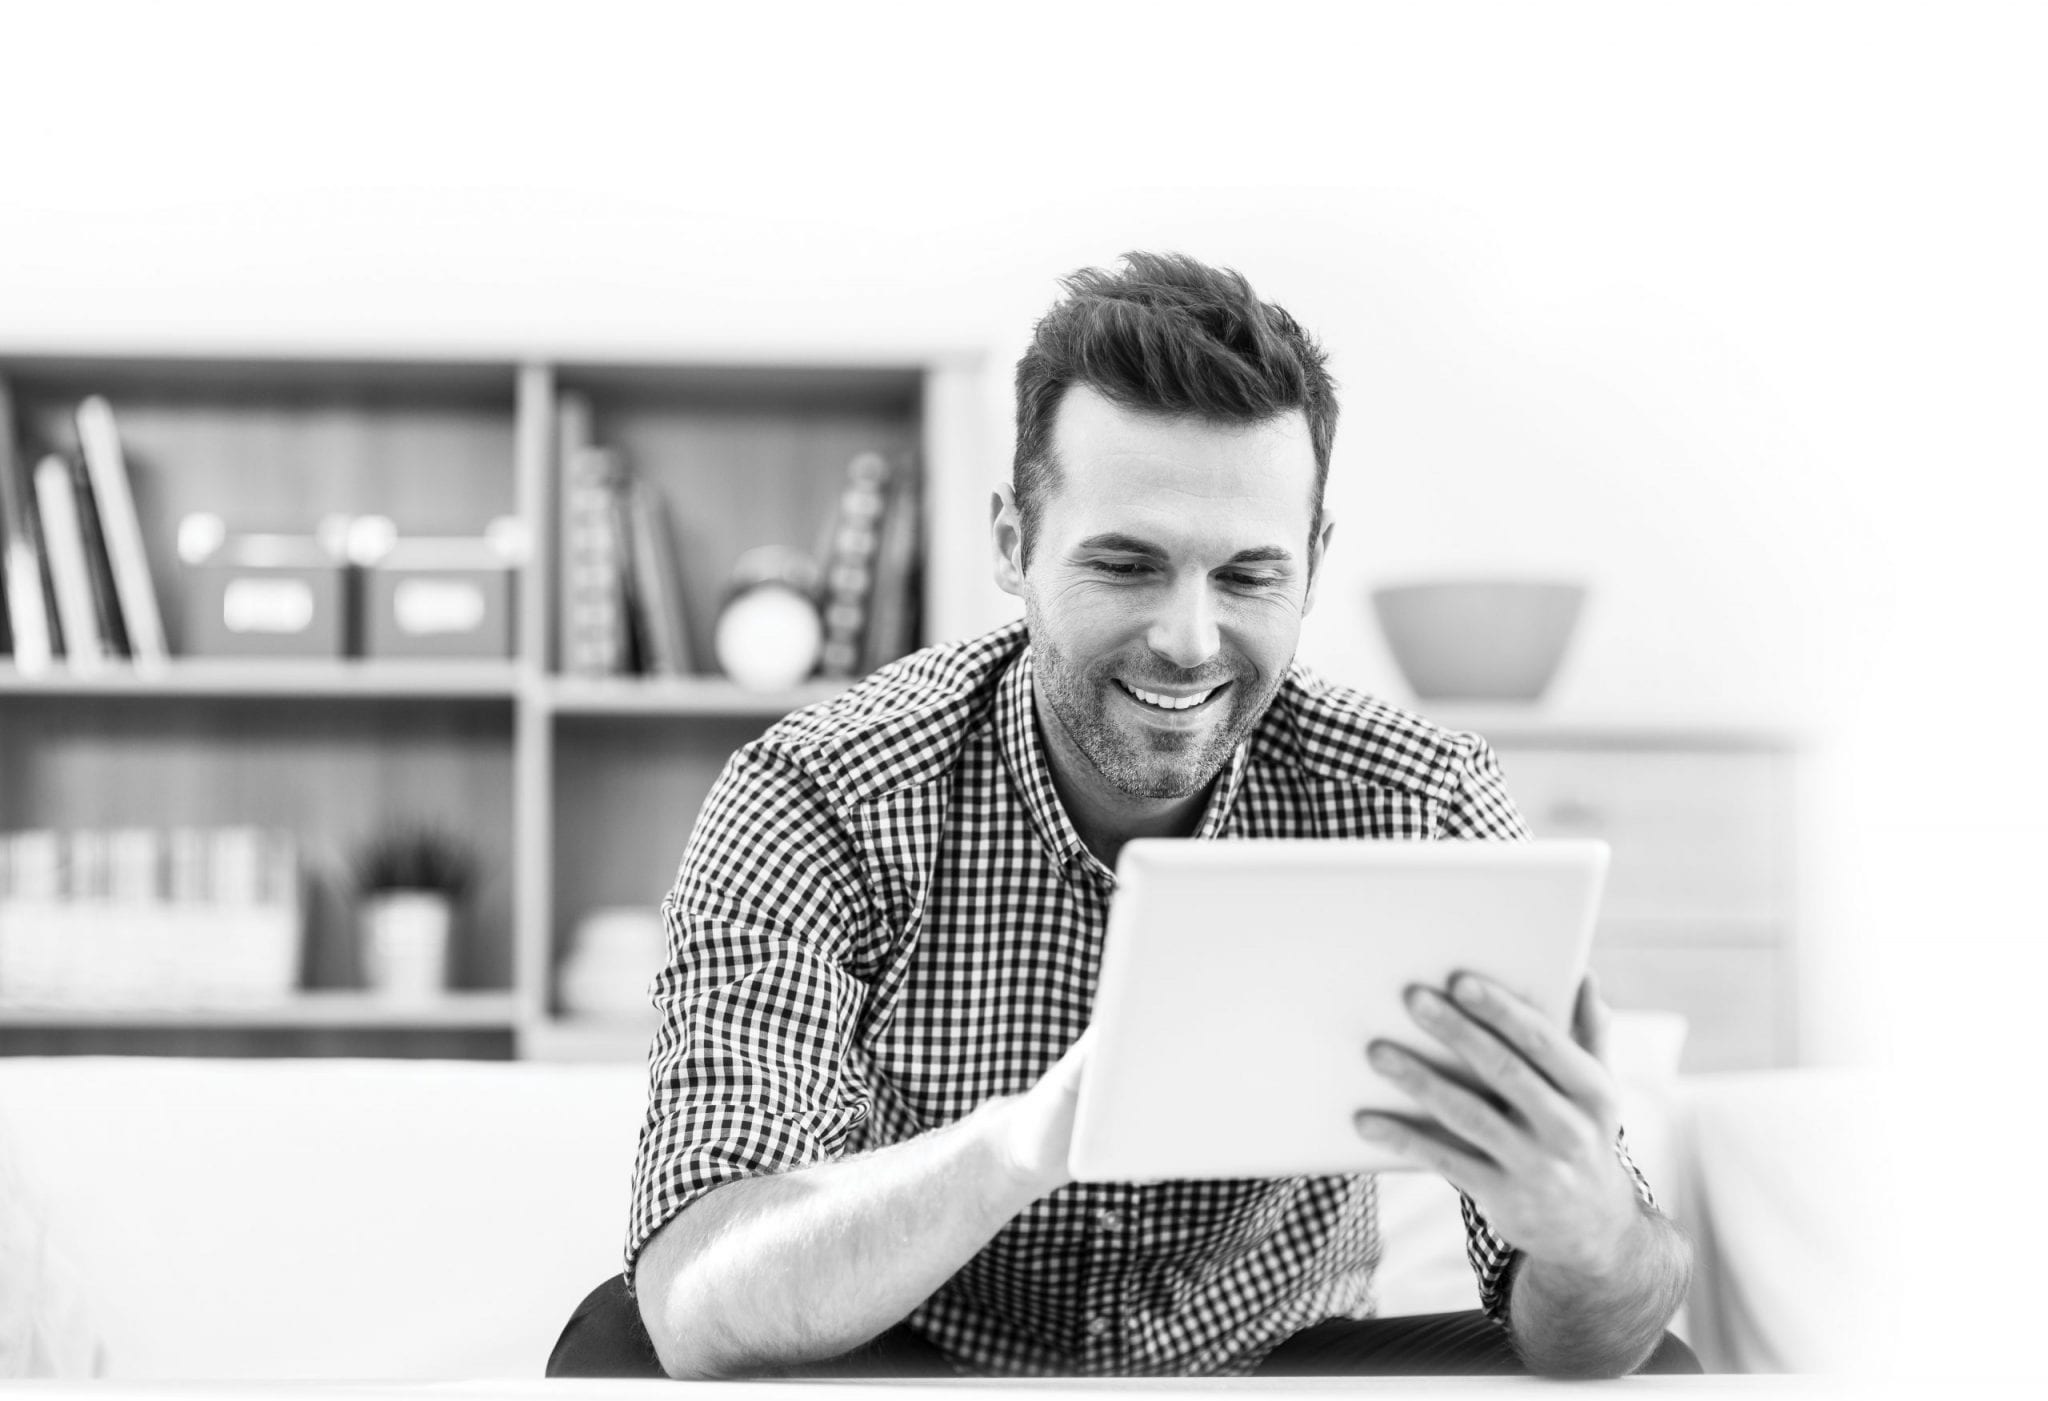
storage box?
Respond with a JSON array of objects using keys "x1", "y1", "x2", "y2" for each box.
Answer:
[
  {"x1": 184, "y1": 536, "x2": 349, "y2": 659},
  {"x1": 361, "y1": 539, "x2": 515, "y2": 660}
]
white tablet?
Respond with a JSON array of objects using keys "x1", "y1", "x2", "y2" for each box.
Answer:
[{"x1": 1068, "y1": 838, "x2": 1609, "y2": 1181}]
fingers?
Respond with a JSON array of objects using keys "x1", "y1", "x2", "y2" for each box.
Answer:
[
  {"x1": 1438, "y1": 974, "x2": 1614, "y2": 1120},
  {"x1": 1352, "y1": 1109, "x2": 1501, "y2": 1199},
  {"x1": 1365, "y1": 1039, "x2": 1525, "y2": 1169},
  {"x1": 1393, "y1": 986, "x2": 1586, "y2": 1151}
]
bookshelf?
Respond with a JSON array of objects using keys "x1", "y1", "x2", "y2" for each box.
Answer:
[{"x1": 0, "y1": 346, "x2": 984, "y2": 1059}]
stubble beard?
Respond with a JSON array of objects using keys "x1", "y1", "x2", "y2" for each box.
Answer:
[{"x1": 1028, "y1": 609, "x2": 1281, "y2": 802}]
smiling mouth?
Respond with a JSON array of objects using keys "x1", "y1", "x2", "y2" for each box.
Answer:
[{"x1": 1115, "y1": 680, "x2": 1227, "y2": 712}]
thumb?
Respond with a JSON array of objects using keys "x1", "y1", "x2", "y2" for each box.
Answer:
[
  {"x1": 1048, "y1": 1024, "x2": 1097, "y2": 1092},
  {"x1": 1572, "y1": 972, "x2": 1611, "y2": 1063}
]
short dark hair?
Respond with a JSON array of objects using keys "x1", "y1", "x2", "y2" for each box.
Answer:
[{"x1": 1011, "y1": 250, "x2": 1338, "y2": 568}]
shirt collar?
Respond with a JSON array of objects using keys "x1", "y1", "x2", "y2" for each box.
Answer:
[{"x1": 996, "y1": 645, "x2": 1253, "y2": 882}]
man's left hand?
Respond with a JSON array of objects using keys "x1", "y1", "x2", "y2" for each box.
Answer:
[{"x1": 1354, "y1": 972, "x2": 1643, "y2": 1280}]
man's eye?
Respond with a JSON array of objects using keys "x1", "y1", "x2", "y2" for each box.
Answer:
[
  {"x1": 1222, "y1": 572, "x2": 1284, "y2": 589},
  {"x1": 1092, "y1": 560, "x2": 1150, "y2": 577}
]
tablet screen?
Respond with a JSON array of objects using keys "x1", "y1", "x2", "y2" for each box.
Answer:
[{"x1": 1068, "y1": 838, "x2": 1608, "y2": 1181}]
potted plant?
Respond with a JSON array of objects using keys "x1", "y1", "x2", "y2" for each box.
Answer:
[{"x1": 350, "y1": 824, "x2": 476, "y2": 1001}]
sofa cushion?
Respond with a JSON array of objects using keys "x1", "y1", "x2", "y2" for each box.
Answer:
[{"x1": 0, "y1": 1057, "x2": 646, "y2": 1379}]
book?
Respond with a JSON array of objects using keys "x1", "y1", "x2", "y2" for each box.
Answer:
[
  {"x1": 562, "y1": 444, "x2": 629, "y2": 677},
  {"x1": 622, "y1": 476, "x2": 693, "y2": 676},
  {"x1": 0, "y1": 375, "x2": 55, "y2": 672},
  {"x1": 553, "y1": 391, "x2": 594, "y2": 672},
  {"x1": 860, "y1": 455, "x2": 923, "y2": 673},
  {"x1": 33, "y1": 453, "x2": 113, "y2": 669},
  {"x1": 75, "y1": 395, "x2": 168, "y2": 663},
  {"x1": 0, "y1": 824, "x2": 300, "y2": 1009},
  {"x1": 815, "y1": 451, "x2": 891, "y2": 679},
  {"x1": 69, "y1": 452, "x2": 131, "y2": 659},
  {"x1": 607, "y1": 477, "x2": 646, "y2": 674}
]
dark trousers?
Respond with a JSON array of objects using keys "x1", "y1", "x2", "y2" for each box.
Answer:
[{"x1": 547, "y1": 1274, "x2": 1703, "y2": 1378}]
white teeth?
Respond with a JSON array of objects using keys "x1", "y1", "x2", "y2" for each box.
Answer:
[{"x1": 1124, "y1": 683, "x2": 1218, "y2": 711}]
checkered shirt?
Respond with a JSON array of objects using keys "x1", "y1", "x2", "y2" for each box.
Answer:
[{"x1": 626, "y1": 620, "x2": 1654, "y2": 1375}]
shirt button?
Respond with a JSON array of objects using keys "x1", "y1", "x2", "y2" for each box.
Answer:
[
  {"x1": 1085, "y1": 1314, "x2": 1112, "y2": 1340},
  {"x1": 1095, "y1": 1209, "x2": 1126, "y2": 1234}
]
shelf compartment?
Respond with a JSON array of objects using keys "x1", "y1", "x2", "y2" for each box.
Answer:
[
  {"x1": 545, "y1": 712, "x2": 777, "y2": 1015},
  {"x1": 0, "y1": 354, "x2": 520, "y2": 661},
  {"x1": 552, "y1": 361, "x2": 924, "y2": 676},
  {"x1": 0, "y1": 693, "x2": 516, "y2": 994}
]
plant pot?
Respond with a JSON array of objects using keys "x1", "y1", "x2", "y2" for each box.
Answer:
[{"x1": 359, "y1": 890, "x2": 454, "y2": 1001}]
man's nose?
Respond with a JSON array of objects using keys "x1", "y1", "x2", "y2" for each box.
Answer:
[{"x1": 1145, "y1": 578, "x2": 1221, "y2": 671}]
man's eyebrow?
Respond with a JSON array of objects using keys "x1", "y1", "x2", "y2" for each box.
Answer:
[
  {"x1": 1073, "y1": 532, "x2": 1166, "y2": 557},
  {"x1": 1072, "y1": 533, "x2": 1296, "y2": 565}
]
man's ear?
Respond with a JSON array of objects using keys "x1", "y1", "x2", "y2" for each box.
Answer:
[
  {"x1": 991, "y1": 484, "x2": 1027, "y2": 598},
  {"x1": 1301, "y1": 515, "x2": 1337, "y2": 615}
]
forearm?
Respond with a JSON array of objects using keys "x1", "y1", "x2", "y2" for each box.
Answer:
[
  {"x1": 634, "y1": 1095, "x2": 1049, "y2": 1378},
  {"x1": 1505, "y1": 1206, "x2": 1693, "y2": 1378}
]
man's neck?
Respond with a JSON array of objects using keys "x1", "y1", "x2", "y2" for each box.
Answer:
[
  {"x1": 1033, "y1": 726, "x2": 1212, "y2": 873},
  {"x1": 1062, "y1": 781, "x2": 1209, "y2": 873}
]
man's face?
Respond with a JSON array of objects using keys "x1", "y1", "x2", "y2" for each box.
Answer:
[{"x1": 994, "y1": 384, "x2": 1331, "y2": 813}]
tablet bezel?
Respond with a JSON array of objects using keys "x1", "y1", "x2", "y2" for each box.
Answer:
[{"x1": 1067, "y1": 838, "x2": 1609, "y2": 1182}]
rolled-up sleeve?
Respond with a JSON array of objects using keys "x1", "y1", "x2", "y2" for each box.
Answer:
[{"x1": 623, "y1": 740, "x2": 880, "y2": 1291}]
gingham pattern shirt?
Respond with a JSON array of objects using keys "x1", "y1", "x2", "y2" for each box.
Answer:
[{"x1": 627, "y1": 621, "x2": 1651, "y2": 1375}]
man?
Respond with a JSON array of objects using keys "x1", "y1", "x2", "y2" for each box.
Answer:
[{"x1": 549, "y1": 252, "x2": 1696, "y2": 1379}]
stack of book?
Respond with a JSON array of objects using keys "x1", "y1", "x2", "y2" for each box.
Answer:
[
  {"x1": 0, "y1": 826, "x2": 302, "y2": 1009},
  {"x1": 0, "y1": 378, "x2": 169, "y2": 675},
  {"x1": 555, "y1": 391, "x2": 693, "y2": 678},
  {"x1": 815, "y1": 449, "x2": 922, "y2": 680}
]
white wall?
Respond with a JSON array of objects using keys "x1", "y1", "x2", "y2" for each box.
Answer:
[{"x1": 3, "y1": 1, "x2": 2042, "y2": 1369}]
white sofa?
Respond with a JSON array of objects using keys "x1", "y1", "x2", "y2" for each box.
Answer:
[{"x1": 0, "y1": 1043, "x2": 1874, "y2": 1380}]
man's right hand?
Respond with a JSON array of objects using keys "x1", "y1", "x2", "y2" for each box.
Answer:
[{"x1": 984, "y1": 1026, "x2": 1094, "y2": 1200}]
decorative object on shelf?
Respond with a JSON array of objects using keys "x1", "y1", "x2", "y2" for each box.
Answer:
[
  {"x1": 561, "y1": 444, "x2": 630, "y2": 677},
  {"x1": 557, "y1": 905, "x2": 665, "y2": 1021},
  {"x1": 0, "y1": 826, "x2": 302, "y2": 1009},
  {"x1": 180, "y1": 513, "x2": 353, "y2": 658},
  {"x1": 350, "y1": 825, "x2": 476, "y2": 1002},
  {"x1": 1370, "y1": 578, "x2": 1589, "y2": 702},
  {"x1": 816, "y1": 451, "x2": 890, "y2": 678},
  {"x1": 348, "y1": 514, "x2": 524, "y2": 660},
  {"x1": 815, "y1": 450, "x2": 923, "y2": 679},
  {"x1": 714, "y1": 545, "x2": 824, "y2": 692}
]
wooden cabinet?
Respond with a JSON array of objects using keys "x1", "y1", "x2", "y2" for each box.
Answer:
[
  {"x1": 0, "y1": 348, "x2": 982, "y2": 1058},
  {"x1": 1462, "y1": 720, "x2": 1802, "y2": 1072}
]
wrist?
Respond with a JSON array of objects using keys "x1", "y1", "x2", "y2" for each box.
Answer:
[
  {"x1": 1536, "y1": 1198, "x2": 1652, "y2": 1293},
  {"x1": 967, "y1": 1092, "x2": 1070, "y2": 1211}
]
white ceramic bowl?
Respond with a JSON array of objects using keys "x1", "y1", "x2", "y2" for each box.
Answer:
[{"x1": 1370, "y1": 580, "x2": 1587, "y2": 701}]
